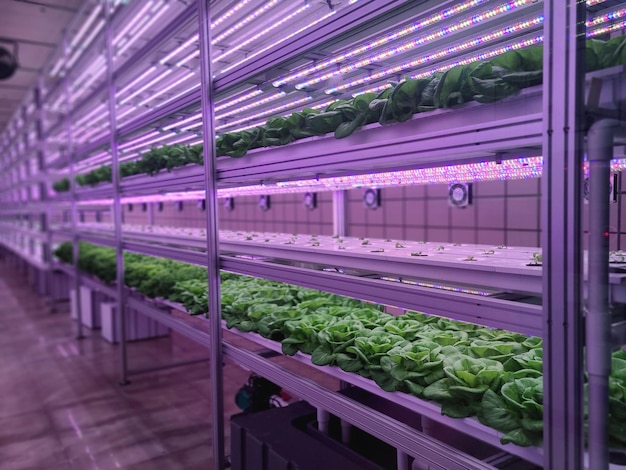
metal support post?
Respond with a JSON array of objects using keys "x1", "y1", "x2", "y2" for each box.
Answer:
[
  {"x1": 587, "y1": 119, "x2": 626, "y2": 470},
  {"x1": 333, "y1": 190, "x2": 347, "y2": 237},
  {"x1": 198, "y1": 1, "x2": 225, "y2": 468},
  {"x1": 103, "y1": 0, "x2": 129, "y2": 386},
  {"x1": 62, "y1": 34, "x2": 84, "y2": 340},
  {"x1": 35, "y1": 74, "x2": 52, "y2": 298},
  {"x1": 541, "y1": 0, "x2": 586, "y2": 467},
  {"x1": 147, "y1": 202, "x2": 154, "y2": 226}
]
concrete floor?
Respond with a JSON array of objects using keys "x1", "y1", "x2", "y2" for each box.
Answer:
[{"x1": 0, "y1": 261, "x2": 254, "y2": 469}]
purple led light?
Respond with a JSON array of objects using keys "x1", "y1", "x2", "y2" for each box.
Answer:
[
  {"x1": 120, "y1": 70, "x2": 173, "y2": 105},
  {"x1": 113, "y1": 0, "x2": 155, "y2": 46},
  {"x1": 154, "y1": 83, "x2": 201, "y2": 109},
  {"x1": 273, "y1": 0, "x2": 487, "y2": 87},
  {"x1": 295, "y1": 0, "x2": 533, "y2": 90},
  {"x1": 137, "y1": 72, "x2": 196, "y2": 108},
  {"x1": 327, "y1": 16, "x2": 544, "y2": 94}
]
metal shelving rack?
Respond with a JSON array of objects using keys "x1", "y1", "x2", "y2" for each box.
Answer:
[{"x1": 1, "y1": 0, "x2": 626, "y2": 469}]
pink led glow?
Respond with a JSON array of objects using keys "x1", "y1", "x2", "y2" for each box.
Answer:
[
  {"x1": 295, "y1": 0, "x2": 534, "y2": 90},
  {"x1": 117, "y1": 2, "x2": 170, "y2": 58},
  {"x1": 117, "y1": 67, "x2": 157, "y2": 98},
  {"x1": 66, "y1": 19, "x2": 105, "y2": 70},
  {"x1": 215, "y1": 89, "x2": 264, "y2": 113},
  {"x1": 163, "y1": 113, "x2": 203, "y2": 131},
  {"x1": 218, "y1": 92, "x2": 285, "y2": 120},
  {"x1": 120, "y1": 132, "x2": 189, "y2": 153},
  {"x1": 219, "y1": 157, "x2": 544, "y2": 198},
  {"x1": 215, "y1": 96, "x2": 312, "y2": 131},
  {"x1": 272, "y1": 0, "x2": 488, "y2": 87},
  {"x1": 113, "y1": 0, "x2": 154, "y2": 46},
  {"x1": 136, "y1": 72, "x2": 196, "y2": 107},
  {"x1": 214, "y1": 4, "x2": 310, "y2": 63},
  {"x1": 70, "y1": 5, "x2": 102, "y2": 49},
  {"x1": 587, "y1": 7, "x2": 626, "y2": 26},
  {"x1": 119, "y1": 70, "x2": 173, "y2": 105},
  {"x1": 160, "y1": 35, "x2": 199, "y2": 65},
  {"x1": 218, "y1": 99, "x2": 334, "y2": 134},
  {"x1": 154, "y1": 83, "x2": 201, "y2": 109},
  {"x1": 119, "y1": 131, "x2": 160, "y2": 150},
  {"x1": 175, "y1": 50, "x2": 199, "y2": 68},
  {"x1": 218, "y1": 10, "x2": 337, "y2": 76},
  {"x1": 213, "y1": 0, "x2": 282, "y2": 44},
  {"x1": 327, "y1": 16, "x2": 543, "y2": 94},
  {"x1": 588, "y1": 19, "x2": 626, "y2": 37},
  {"x1": 211, "y1": 0, "x2": 254, "y2": 29}
]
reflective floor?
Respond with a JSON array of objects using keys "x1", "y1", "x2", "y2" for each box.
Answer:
[{"x1": 0, "y1": 261, "x2": 253, "y2": 470}]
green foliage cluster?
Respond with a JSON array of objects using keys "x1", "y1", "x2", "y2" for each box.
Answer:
[
  {"x1": 54, "y1": 241, "x2": 626, "y2": 448},
  {"x1": 52, "y1": 178, "x2": 70, "y2": 192},
  {"x1": 53, "y1": 144, "x2": 204, "y2": 192},
  {"x1": 51, "y1": 37, "x2": 626, "y2": 192}
]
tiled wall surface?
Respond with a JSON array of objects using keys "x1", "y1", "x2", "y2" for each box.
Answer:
[
  {"x1": 218, "y1": 192, "x2": 334, "y2": 236},
  {"x1": 346, "y1": 179, "x2": 543, "y2": 247},
  {"x1": 63, "y1": 176, "x2": 626, "y2": 250}
]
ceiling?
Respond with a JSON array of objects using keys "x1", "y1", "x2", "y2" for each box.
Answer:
[{"x1": 0, "y1": 0, "x2": 82, "y2": 133}]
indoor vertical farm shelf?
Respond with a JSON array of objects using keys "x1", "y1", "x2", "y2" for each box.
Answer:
[{"x1": 1, "y1": 1, "x2": 626, "y2": 469}]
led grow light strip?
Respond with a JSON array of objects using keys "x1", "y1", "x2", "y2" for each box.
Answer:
[
  {"x1": 117, "y1": 2, "x2": 170, "y2": 58},
  {"x1": 117, "y1": 67, "x2": 157, "y2": 98},
  {"x1": 163, "y1": 113, "x2": 203, "y2": 131},
  {"x1": 326, "y1": 16, "x2": 543, "y2": 94},
  {"x1": 137, "y1": 72, "x2": 196, "y2": 107},
  {"x1": 113, "y1": 0, "x2": 155, "y2": 46},
  {"x1": 213, "y1": 0, "x2": 283, "y2": 44},
  {"x1": 587, "y1": 7, "x2": 626, "y2": 27},
  {"x1": 211, "y1": 0, "x2": 254, "y2": 29},
  {"x1": 218, "y1": 92, "x2": 286, "y2": 120},
  {"x1": 119, "y1": 131, "x2": 160, "y2": 150},
  {"x1": 120, "y1": 132, "x2": 190, "y2": 153},
  {"x1": 295, "y1": 0, "x2": 533, "y2": 90},
  {"x1": 154, "y1": 83, "x2": 201, "y2": 109},
  {"x1": 588, "y1": 18, "x2": 626, "y2": 37},
  {"x1": 218, "y1": 99, "x2": 334, "y2": 134},
  {"x1": 218, "y1": 8, "x2": 337, "y2": 76},
  {"x1": 119, "y1": 70, "x2": 173, "y2": 105},
  {"x1": 217, "y1": 157, "x2": 544, "y2": 198},
  {"x1": 159, "y1": 35, "x2": 199, "y2": 65},
  {"x1": 214, "y1": 3, "x2": 310, "y2": 63},
  {"x1": 215, "y1": 89, "x2": 264, "y2": 113},
  {"x1": 272, "y1": 0, "x2": 489, "y2": 87},
  {"x1": 70, "y1": 4, "x2": 102, "y2": 49},
  {"x1": 214, "y1": 96, "x2": 313, "y2": 131},
  {"x1": 380, "y1": 276, "x2": 493, "y2": 296},
  {"x1": 66, "y1": 19, "x2": 105, "y2": 71}
]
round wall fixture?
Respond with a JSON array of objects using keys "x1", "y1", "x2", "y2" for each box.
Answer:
[
  {"x1": 363, "y1": 188, "x2": 381, "y2": 210},
  {"x1": 303, "y1": 192, "x2": 317, "y2": 210},
  {"x1": 448, "y1": 183, "x2": 472, "y2": 208},
  {"x1": 259, "y1": 195, "x2": 271, "y2": 211},
  {"x1": 0, "y1": 45, "x2": 18, "y2": 80},
  {"x1": 197, "y1": 199, "x2": 206, "y2": 211},
  {"x1": 224, "y1": 197, "x2": 234, "y2": 212},
  {"x1": 157, "y1": 202, "x2": 164, "y2": 212},
  {"x1": 175, "y1": 201, "x2": 184, "y2": 212},
  {"x1": 141, "y1": 203, "x2": 148, "y2": 212},
  {"x1": 127, "y1": 203, "x2": 134, "y2": 212}
]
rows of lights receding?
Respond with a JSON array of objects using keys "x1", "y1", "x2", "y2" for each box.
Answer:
[
  {"x1": 217, "y1": 7, "x2": 340, "y2": 76},
  {"x1": 2, "y1": 1, "x2": 612, "y2": 149},
  {"x1": 214, "y1": 4, "x2": 310, "y2": 63},
  {"x1": 300, "y1": 0, "x2": 539, "y2": 90},
  {"x1": 219, "y1": 2, "x2": 623, "y2": 119},
  {"x1": 325, "y1": 16, "x2": 544, "y2": 95},
  {"x1": 272, "y1": 0, "x2": 489, "y2": 88}
]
